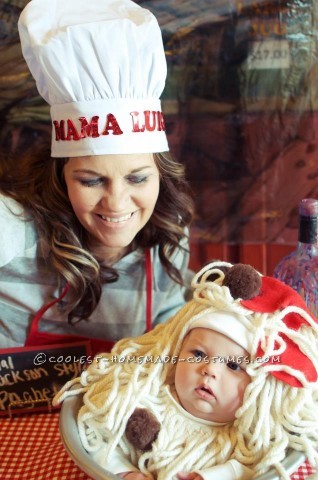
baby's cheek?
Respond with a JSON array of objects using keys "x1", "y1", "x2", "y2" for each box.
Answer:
[{"x1": 238, "y1": 378, "x2": 250, "y2": 404}]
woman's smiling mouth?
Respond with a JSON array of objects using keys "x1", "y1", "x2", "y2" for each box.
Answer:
[{"x1": 97, "y1": 212, "x2": 134, "y2": 223}]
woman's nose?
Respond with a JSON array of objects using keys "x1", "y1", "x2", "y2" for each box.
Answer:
[{"x1": 101, "y1": 182, "x2": 128, "y2": 211}]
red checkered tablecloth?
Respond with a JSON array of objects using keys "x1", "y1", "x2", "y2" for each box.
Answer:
[
  {"x1": 0, "y1": 412, "x2": 91, "y2": 480},
  {"x1": 0, "y1": 412, "x2": 315, "y2": 480}
]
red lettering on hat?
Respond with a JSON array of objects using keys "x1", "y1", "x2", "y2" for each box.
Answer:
[
  {"x1": 53, "y1": 120, "x2": 66, "y2": 141},
  {"x1": 79, "y1": 116, "x2": 100, "y2": 138},
  {"x1": 157, "y1": 111, "x2": 166, "y2": 131},
  {"x1": 66, "y1": 120, "x2": 80, "y2": 141},
  {"x1": 144, "y1": 111, "x2": 157, "y2": 131},
  {"x1": 130, "y1": 111, "x2": 145, "y2": 132},
  {"x1": 102, "y1": 114, "x2": 123, "y2": 135},
  {"x1": 131, "y1": 111, "x2": 166, "y2": 133},
  {"x1": 53, "y1": 119, "x2": 81, "y2": 141}
]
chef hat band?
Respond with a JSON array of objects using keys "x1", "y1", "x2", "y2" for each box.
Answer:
[{"x1": 18, "y1": 0, "x2": 169, "y2": 157}]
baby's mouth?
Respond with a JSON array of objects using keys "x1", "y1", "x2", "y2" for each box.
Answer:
[{"x1": 196, "y1": 384, "x2": 216, "y2": 400}]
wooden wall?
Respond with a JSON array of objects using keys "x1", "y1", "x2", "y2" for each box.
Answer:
[{"x1": 189, "y1": 241, "x2": 294, "y2": 276}]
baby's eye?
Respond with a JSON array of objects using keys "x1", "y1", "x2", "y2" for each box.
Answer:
[
  {"x1": 227, "y1": 361, "x2": 242, "y2": 372},
  {"x1": 193, "y1": 349, "x2": 206, "y2": 359}
]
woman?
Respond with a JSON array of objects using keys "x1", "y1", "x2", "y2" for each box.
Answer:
[{"x1": 0, "y1": 0, "x2": 194, "y2": 350}]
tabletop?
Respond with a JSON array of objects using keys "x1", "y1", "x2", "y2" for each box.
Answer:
[{"x1": 0, "y1": 411, "x2": 315, "y2": 480}]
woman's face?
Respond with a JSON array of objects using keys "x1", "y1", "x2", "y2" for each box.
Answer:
[{"x1": 64, "y1": 153, "x2": 160, "y2": 261}]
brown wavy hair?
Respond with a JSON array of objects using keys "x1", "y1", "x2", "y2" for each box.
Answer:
[{"x1": 0, "y1": 139, "x2": 194, "y2": 321}]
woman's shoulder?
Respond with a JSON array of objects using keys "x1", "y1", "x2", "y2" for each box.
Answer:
[
  {"x1": 0, "y1": 193, "x2": 37, "y2": 267},
  {"x1": 0, "y1": 192, "x2": 24, "y2": 217}
]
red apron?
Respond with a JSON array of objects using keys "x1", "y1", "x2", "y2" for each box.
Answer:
[{"x1": 25, "y1": 249, "x2": 153, "y2": 356}]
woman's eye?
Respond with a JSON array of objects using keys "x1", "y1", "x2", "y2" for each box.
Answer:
[
  {"x1": 126, "y1": 175, "x2": 148, "y2": 184},
  {"x1": 79, "y1": 178, "x2": 103, "y2": 187}
]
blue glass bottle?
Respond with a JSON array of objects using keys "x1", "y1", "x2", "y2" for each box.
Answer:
[{"x1": 274, "y1": 198, "x2": 318, "y2": 317}]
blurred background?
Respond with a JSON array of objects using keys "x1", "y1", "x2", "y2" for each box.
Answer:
[{"x1": 1, "y1": 0, "x2": 318, "y2": 273}]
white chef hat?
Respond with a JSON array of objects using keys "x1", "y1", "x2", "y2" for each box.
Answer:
[{"x1": 18, "y1": 0, "x2": 169, "y2": 157}]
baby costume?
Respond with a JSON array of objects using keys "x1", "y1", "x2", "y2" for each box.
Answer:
[{"x1": 54, "y1": 261, "x2": 318, "y2": 480}]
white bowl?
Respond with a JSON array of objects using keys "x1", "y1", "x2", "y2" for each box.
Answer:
[{"x1": 59, "y1": 393, "x2": 306, "y2": 480}]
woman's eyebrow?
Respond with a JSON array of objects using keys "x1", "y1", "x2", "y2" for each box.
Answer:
[
  {"x1": 72, "y1": 166, "x2": 152, "y2": 175},
  {"x1": 129, "y1": 166, "x2": 153, "y2": 173},
  {"x1": 72, "y1": 169, "x2": 100, "y2": 174}
]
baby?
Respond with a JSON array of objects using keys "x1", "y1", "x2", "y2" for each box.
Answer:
[{"x1": 54, "y1": 261, "x2": 318, "y2": 480}]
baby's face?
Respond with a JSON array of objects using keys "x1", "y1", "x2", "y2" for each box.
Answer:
[{"x1": 174, "y1": 328, "x2": 250, "y2": 422}]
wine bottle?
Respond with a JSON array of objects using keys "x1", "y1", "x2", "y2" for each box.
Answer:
[{"x1": 274, "y1": 198, "x2": 318, "y2": 317}]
